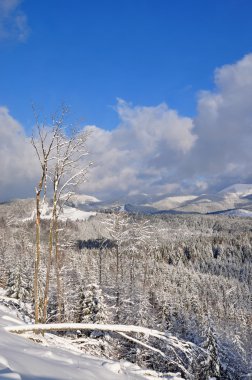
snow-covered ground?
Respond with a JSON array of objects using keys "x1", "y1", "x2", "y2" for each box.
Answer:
[
  {"x1": 0, "y1": 304, "x2": 139, "y2": 379},
  {"x1": 56, "y1": 205, "x2": 96, "y2": 221},
  {"x1": 0, "y1": 299, "x2": 182, "y2": 380},
  {"x1": 218, "y1": 208, "x2": 252, "y2": 217},
  {"x1": 22, "y1": 202, "x2": 96, "y2": 223},
  {"x1": 147, "y1": 195, "x2": 198, "y2": 210}
]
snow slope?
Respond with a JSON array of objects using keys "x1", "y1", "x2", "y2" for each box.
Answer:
[
  {"x1": 56, "y1": 206, "x2": 96, "y2": 221},
  {"x1": 147, "y1": 195, "x2": 197, "y2": 210},
  {"x1": 219, "y1": 184, "x2": 252, "y2": 197},
  {"x1": 140, "y1": 184, "x2": 252, "y2": 214},
  {"x1": 22, "y1": 202, "x2": 96, "y2": 222},
  {"x1": 0, "y1": 304, "x2": 142, "y2": 380},
  {"x1": 213, "y1": 208, "x2": 252, "y2": 217},
  {"x1": 68, "y1": 194, "x2": 100, "y2": 207},
  {"x1": 0, "y1": 301, "x2": 182, "y2": 380}
]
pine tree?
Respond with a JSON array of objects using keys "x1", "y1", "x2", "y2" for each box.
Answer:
[
  {"x1": 76, "y1": 283, "x2": 109, "y2": 324},
  {"x1": 6, "y1": 265, "x2": 32, "y2": 302},
  {"x1": 202, "y1": 324, "x2": 221, "y2": 379}
]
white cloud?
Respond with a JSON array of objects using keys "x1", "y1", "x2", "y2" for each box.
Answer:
[
  {"x1": 83, "y1": 54, "x2": 252, "y2": 198},
  {"x1": 0, "y1": 107, "x2": 38, "y2": 200},
  {"x1": 82, "y1": 99, "x2": 197, "y2": 198},
  {"x1": 2, "y1": 54, "x2": 252, "y2": 201},
  {"x1": 186, "y1": 53, "x2": 252, "y2": 191},
  {"x1": 0, "y1": 0, "x2": 29, "y2": 42}
]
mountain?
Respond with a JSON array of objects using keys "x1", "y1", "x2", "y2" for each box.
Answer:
[
  {"x1": 219, "y1": 183, "x2": 252, "y2": 197},
  {"x1": 122, "y1": 184, "x2": 252, "y2": 215},
  {"x1": 2, "y1": 184, "x2": 252, "y2": 219},
  {"x1": 67, "y1": 194, "x2": 100, "y2": 208},
  {"x1": 148, "y1": 195, "x2": 198, "y2": 210},
  {"x1": 62, "y1": 184, "x2": 252, "y2": 216},
  {"x1": 135, "y1": 183, "x2": 252, "y2": 215}
]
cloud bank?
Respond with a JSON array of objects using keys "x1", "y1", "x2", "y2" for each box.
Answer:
[
  {"x1": 1, "y1": 53, "x2": 252, "y2": 201},
  {"x1": 188, "y1": 53, "x2": 252, "y2": 191},
  {"x1": 0, "y1": 0, "x2": 29, "y2": 42},
  {"x1": 84, "y1": 53, "x2": 252, "y2": 198},
  {"x1": 83, "y1": 99, "x2": 197, "y2": 198},
  {"x1": 0, "y1": 107, "x2": 38, "y2": 200}
]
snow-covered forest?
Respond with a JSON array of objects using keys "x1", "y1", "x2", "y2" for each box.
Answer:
[
  {"x1": 0, "y1": 199, "x2": 251, "y2": 379},
  {"x1": 2, "y1": 1, "x2": 252, "y2": 378}
]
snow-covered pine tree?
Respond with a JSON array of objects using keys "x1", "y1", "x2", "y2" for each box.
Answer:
[
  {"x1": 202, "y1": 323, "x2": 221, "y2": 379},
  {"x1": 6, "y1": 265, "x2": 32, "y2": 302},
  {"x1": 76, "y1": 283, "x2": 109, "y2": 324}
]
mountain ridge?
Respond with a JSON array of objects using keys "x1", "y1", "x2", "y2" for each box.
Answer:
[{"x1": 2, "y1": 183, "x2": 252, "y2": 219}]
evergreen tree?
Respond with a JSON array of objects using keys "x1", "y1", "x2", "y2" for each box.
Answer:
[
  {"x1": 76, "y1": 283, "x2": 109, "y2": 324},
  {"x1": 202, "y1": 324, "x2": 221, "y2": 379},
  {"x1": 6, "y1": 265, "x2": 32, "y2": 302}
]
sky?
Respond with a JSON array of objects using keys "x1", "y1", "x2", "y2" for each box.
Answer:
[{"x1": 1, "y1": 0, "x2": 252, "y2": 201}]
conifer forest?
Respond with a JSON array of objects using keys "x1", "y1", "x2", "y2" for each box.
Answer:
[{"x1": 0, "y1": 199, "x2": 251, "y2": 379}]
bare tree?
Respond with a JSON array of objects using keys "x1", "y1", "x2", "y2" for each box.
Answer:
[
  {"x1": 31, "y1": 107, "x2": 63, "y2": 323},
  {"x1": 44, "y1": 124, "x2": 92, "y2": 322},
  {"x1": 32, "y1": 106, "x2": 92, "y2": 323}
]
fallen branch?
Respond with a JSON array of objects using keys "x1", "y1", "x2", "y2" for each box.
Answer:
[
  {"x1": 5, "y1": 322, "x2": 166, "y2": 339},
  {"x1": 5, "y1": 322, "x2": 196, "y2": 378}
]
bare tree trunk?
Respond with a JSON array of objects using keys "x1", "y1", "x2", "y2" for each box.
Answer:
[
  {"x1": 99, "y1": 247, "x2": 102, "y2": 285},
  {"x1": 115, "y1": 245, "x2": 120, "y2": 322},
  {"x1": 42, "y1": 183, "x2": 58, "y2": 323},
  {"x1": 55, "y1": 215, "x2": 63, "y2": 322},
  {"x1": 34, "y1": 191, "x2": 41, "y2": 323},
  {"x1": 42, "y1": 211, "x2": 55, "y2": 323},
  {"x1": 34, "y1": 172, "x2": 45, "y2": 324}
]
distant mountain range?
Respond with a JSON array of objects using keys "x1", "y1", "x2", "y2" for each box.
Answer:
[
  {"x1": 72, "y1": 183, "x2": 252, "y2": 217},
  {"x1": 2, "y1": 184, "x2": 252, "y2": 220}
]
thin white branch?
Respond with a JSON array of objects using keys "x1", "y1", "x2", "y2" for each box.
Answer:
[{"x1": 116, "y1": 331, "x2": 167, "y2": 358}]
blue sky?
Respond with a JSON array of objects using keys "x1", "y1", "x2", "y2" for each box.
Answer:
[
  {"x1": 1, "y1": 0, "x2": 252, "y2": 131},
  {"x1": 1, "y1": 0, "x2": 252, "y2": 200}
]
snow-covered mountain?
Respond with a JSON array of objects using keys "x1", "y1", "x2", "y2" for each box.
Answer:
[
  {"x1": 219, "y1": 183, "x2": 252, "y2": 197},
  {"x1": 128, "y1": 184, "x2": 249, "y2": 215},
  {"x1": 67, "y1": 194, "x2": 100, "y2": 208},
  {"x1": 100, "y1": 184, "x2": 252, "y2": 216},
  {"x1": 120, "y1": 184, "x2": 252, "y2": 215},
  {"x1": 2, "y1": 183, "x2": 252, "y2": 219},
  {"x1": 145, "y1": 195, "x2": 198, "y2": 211}
]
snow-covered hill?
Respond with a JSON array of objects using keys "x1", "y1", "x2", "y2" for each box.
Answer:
[
  {"x1": 138, "y1": 183, "x2": 252, "y2": 215},
  {"x1": 67, "y1": 194, "x2": 100, "y2": 207},
  {"x1": 219, "y1": 184, "x2": 252, "y2": 197},
  {"x1": 40, "y1": 203, "x2": 96, "y2": 222},
  {"x1": 146, "y1": 195, "x2": 198, "y2": 210},
  {"x1": 19, "y1": 201, "x2": 96, "y2": 222}
]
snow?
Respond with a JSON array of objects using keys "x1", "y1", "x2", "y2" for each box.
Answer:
[
  {"x1": 219, "y1": 183, "x2": 252, "y2": 197},
  {"x1": 68, "y1": 194, "x2": 100, "y2": 206},
  {"x1": 0, "y1": 301, "x2": 182, "y2": 380},
  {"x1": 40, "y1": 202, "x2": 96, "y2": 221},
  {"x1": 141, "y1": 184, "x2": 252, "y2": 214},
  {"x1": 5, "y1": 322, "x2": 169, "y2": 338},
  {"x1": 57, "y1": 206, "x2": 96, "y2": 221},
  {"x1": 219, "y1": 208, "x2": 252, "y2": 217},
  {"x1": 148, "y1": 195, "x2": 197, "y2": 210},
  {"x1": 22, "y1": 202, "x2": 96, "y2": 222}
]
